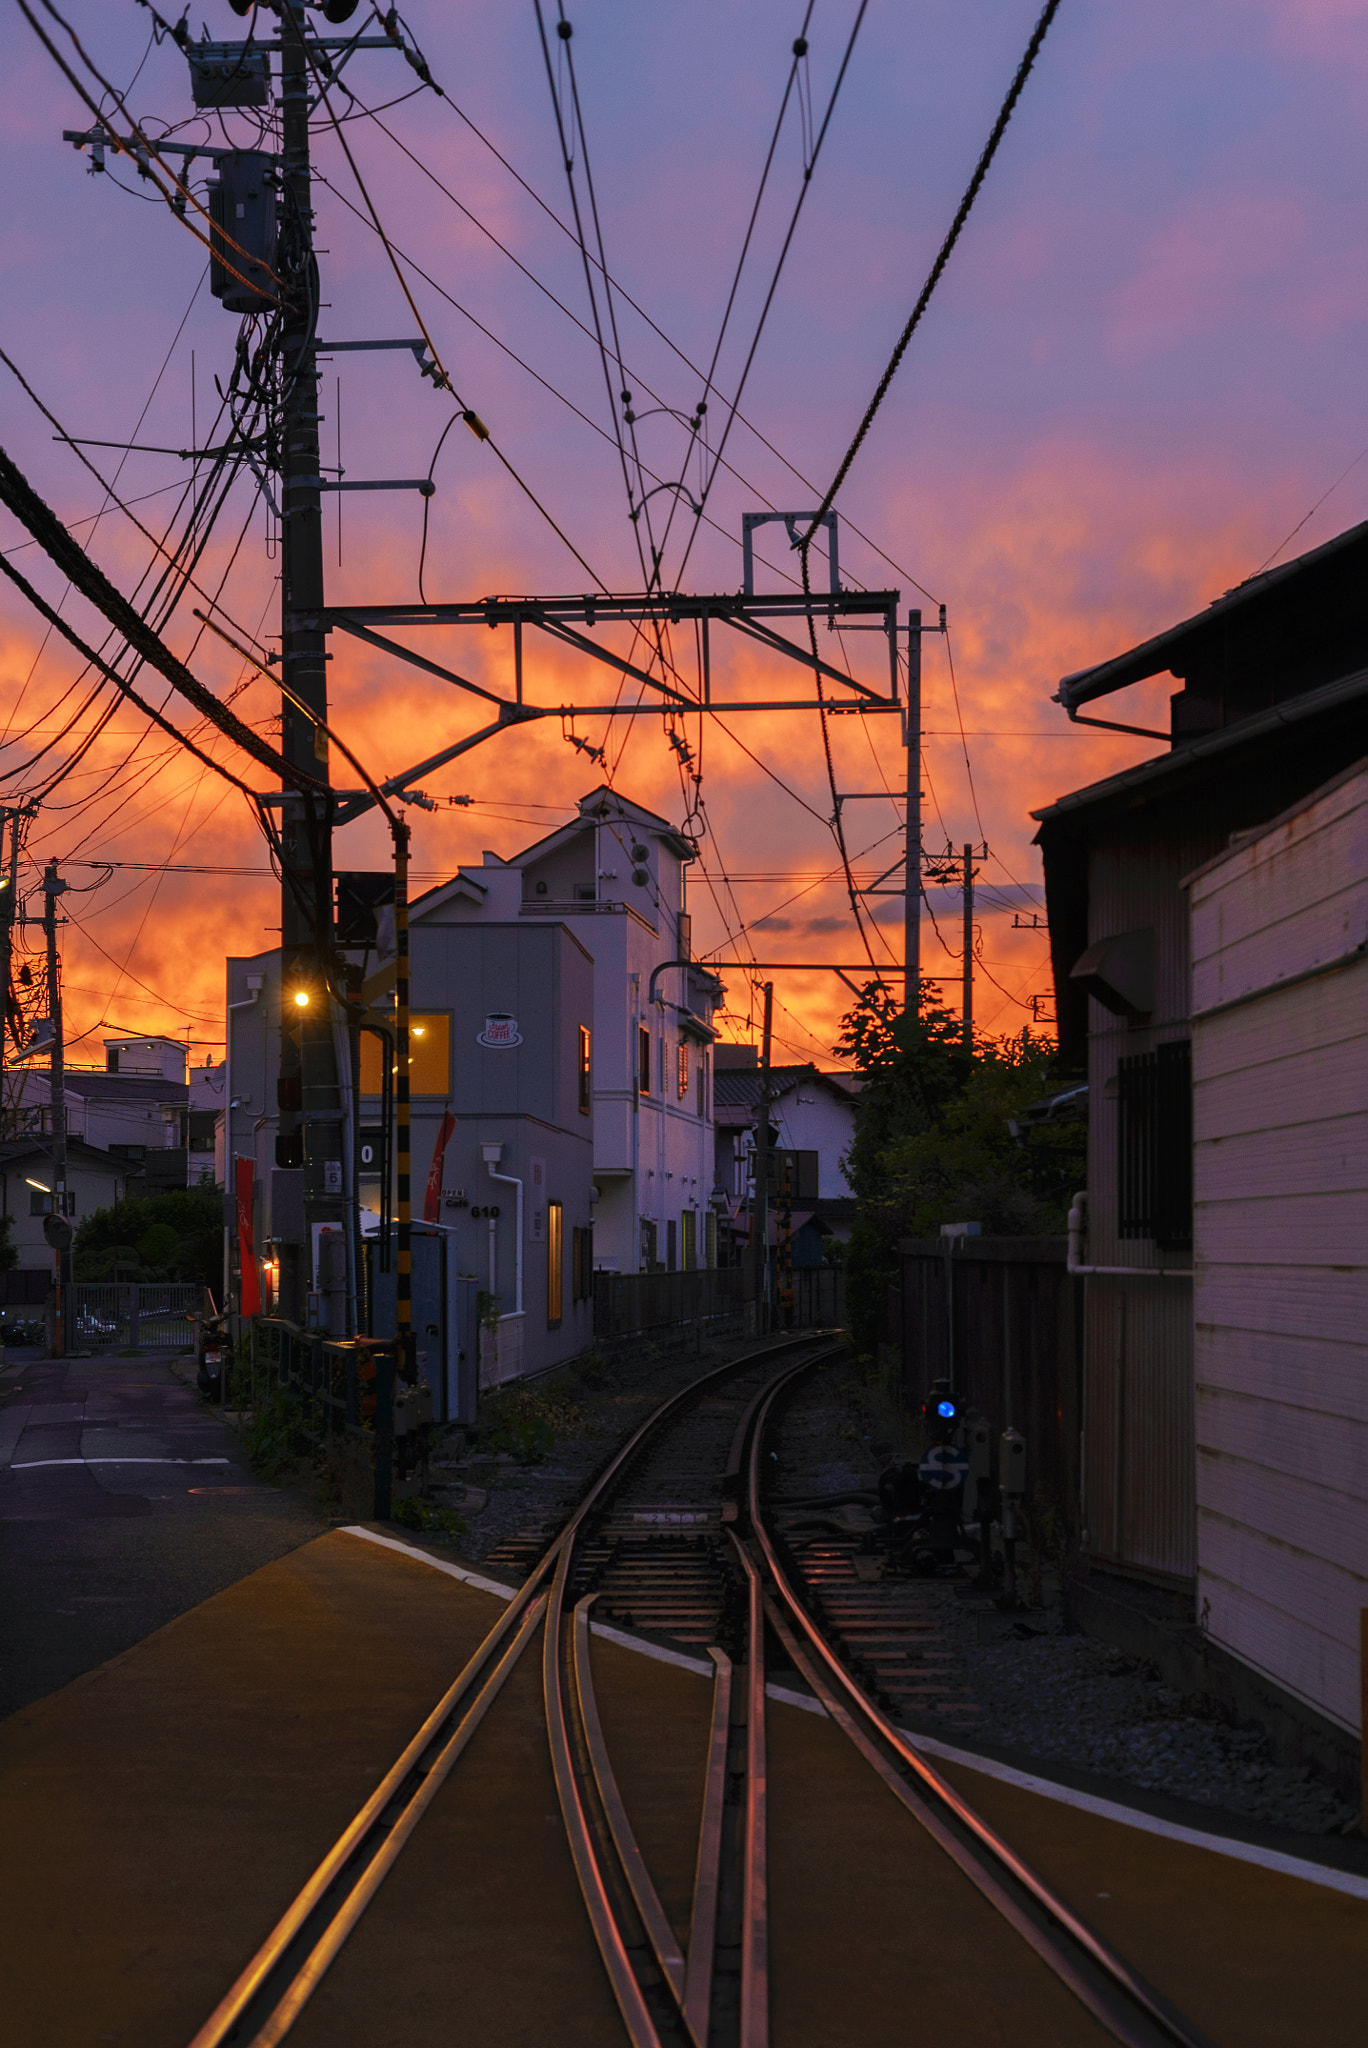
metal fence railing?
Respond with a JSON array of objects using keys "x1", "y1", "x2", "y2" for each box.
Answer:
[
  {"x1": 251, "y1": 1319, "x2": 403, "y2": 1517},
  {"x1": 592, "y1": 1262, "x2": 844, "y2": 1343}
]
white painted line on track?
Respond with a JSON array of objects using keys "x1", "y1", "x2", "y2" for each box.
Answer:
[
  {"x1": 899, "y1": 1728, "x2": 1368, "y2": 1902},
  {"x1": 339, "y1": 1525, "x2": 1368, "y2": 1900}
]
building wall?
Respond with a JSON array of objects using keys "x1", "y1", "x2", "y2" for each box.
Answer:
[
  {"x1": 1190, "y1": 764, "x2": 1368, "y2": 1735},
  {"x1": 0, "y1": 1154, "x2": 127, "y2": 1264},
  {"x1": 1081, "y1": 820, "x2": 1218, "y2": 1580},
  {"x1": 769, "y1": 1081, "x2": 856, "y2": 1200}
]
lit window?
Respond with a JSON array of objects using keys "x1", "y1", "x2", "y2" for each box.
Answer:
[
  {"x1": 578, "y1": 1026, "x2": 592, "y2": 1115},
  {"x1": 547, "y1": 1200, "x2": 564, "y2": 1326},
  {"x1": 677, "y1": 1041, "x2": 689, "y2": 1100},
  {"x1": 359, "y1": 1015, "x2": 450, "y2": 1095}
]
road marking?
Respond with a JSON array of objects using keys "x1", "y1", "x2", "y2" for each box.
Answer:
[
  {"x1": 10, "y1": 1456, "x2": 231, "y2": 1469},
  {"x1": 339, "y1": 1525, "x2": 1368, "y2": 1901}
]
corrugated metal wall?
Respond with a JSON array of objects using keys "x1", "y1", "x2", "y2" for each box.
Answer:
[
  {"x1": 900, "y1": 1238, "x2": 1082, "y2": 1535},
  {"x1": 1191, "y1": 765, "x2": 1368, "y2": 1735}
]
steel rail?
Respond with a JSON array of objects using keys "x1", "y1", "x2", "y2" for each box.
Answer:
[
  {"x1": 187, "y1": 1329, "x2": 831, "y2": 2048},
  {"x1": 573, "y1": 1593, "x2": 688, "y2": 2006},
  {"x1": 745, "y1": 1362, "x2": 1215, "y2": 2048},
  {"x1": 546, "y1": 1333, "x2": 843, "y2": 2047},
  {"x1": 683, "y1": 1648, "x2": 733, "y2": 2048}
]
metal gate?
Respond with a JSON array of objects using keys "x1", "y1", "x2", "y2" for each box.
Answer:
[{"x1": 66, "y1": 1282, "x2": 203, "y2": 1351}]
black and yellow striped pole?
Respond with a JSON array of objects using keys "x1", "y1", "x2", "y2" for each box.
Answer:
[{"x1": 394, "y1": 814, "x2": 413, "y2": 1384}]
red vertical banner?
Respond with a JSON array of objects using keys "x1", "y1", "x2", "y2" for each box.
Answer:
[
  {"x1": 235, "y1": 1157, "x2": 261, "y2": 1317},
  {"x1": 424, "y1": 1110, "x2": 456, "y2": 1223}
]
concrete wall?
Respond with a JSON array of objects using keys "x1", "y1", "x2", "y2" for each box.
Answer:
[{"x1": 1189, "y1": 762, "x2": 1368, "y2": 1736}]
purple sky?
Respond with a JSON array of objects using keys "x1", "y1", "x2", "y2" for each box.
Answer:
[{"x1": 2, "y1": 2, "x2": 1364, "y2": 1062}]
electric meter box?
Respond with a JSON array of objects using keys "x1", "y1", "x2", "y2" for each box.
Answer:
[
  {"x1": 999, "y1": 1427, "x2": 1026, "y2": 1497},
  {"x1": 207, "y1": 151, "x2": 277, "y2": 313}
]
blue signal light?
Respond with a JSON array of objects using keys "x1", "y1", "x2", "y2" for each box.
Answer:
[{"x1": 936, "y1": 1399, "x2": 956, "y2": 1419}]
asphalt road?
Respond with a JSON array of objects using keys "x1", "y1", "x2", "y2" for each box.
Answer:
[{"x1": 0, "y1": 1350, "x2": 325, "y2": 1719}]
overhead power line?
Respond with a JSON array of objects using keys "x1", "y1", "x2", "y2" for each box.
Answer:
[
  {"x1": 801, "y1": 0, "x2": 1065, "y2": 545},
  {"x1": 0, "y1": 442, "x2": 322, "y2": 794}
]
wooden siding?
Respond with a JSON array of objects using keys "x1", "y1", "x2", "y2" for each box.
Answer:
[
  {"x1": 1191, "y1": 764, "x2": 1368, "y2": 1736},
  {"x1": 1082, "y1": 1274, "x2": 1195, "y2": 1578}
]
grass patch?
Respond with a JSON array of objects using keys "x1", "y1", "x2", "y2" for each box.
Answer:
[
  {"x1": 479, "y1": 1380, "x2": 584, "y2": 1466},
  {"x1": 392, "y1": 1497, "x2": 469, "y2": 1541}
]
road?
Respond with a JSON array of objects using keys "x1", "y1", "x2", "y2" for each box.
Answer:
[{"x1": 0, "y1": 1350, "x2": 325, "y2": 1719}]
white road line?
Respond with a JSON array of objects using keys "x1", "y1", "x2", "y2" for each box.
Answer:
[
  {"x1": 10, "y1": 1456, "x2": 231, "y2": 1469},
  {"x1": 340, "y1": 1524, "x2": 1368, "y2": 1901}
]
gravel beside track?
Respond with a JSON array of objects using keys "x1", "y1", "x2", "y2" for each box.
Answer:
[{"x1": 772, "y1": 1357, "x2": 1360, "y2": 1839}]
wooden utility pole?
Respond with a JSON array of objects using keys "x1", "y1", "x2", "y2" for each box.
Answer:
[
  {"x1": 752, "y1": 981, "x2": 774, "y2": 1333},
  {"x1": 962, "y1": 842, "x2": 974, "y2": 1049},
  {"x1": 41, "y1": 861, "x2": 69, "y2": 1353},
  {"x1": 905, "y1": 610, "x2": 921, "y2": 1013},
  {"x1": 276, "y1": 6, "x2": 344, "y2": 1323}
]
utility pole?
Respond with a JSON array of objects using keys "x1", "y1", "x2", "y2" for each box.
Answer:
[
  {"x1": 752, "y1": 981, "x2": 774, "y2": 1334},
  {"x1": 42, "y1": 861, "x2": 70, "y2": 1355},
  {"x1": 0, "y1": 808, "x2": 24, "y2": 1085},
  {"x1": 905, "y1": 610, "x2": 921, "y2": 1013},
  {"x1": 962, "y1": 842, "x2": 974, "y2": 1050},
  {"x1": 275, "y1": 4, "x2": 344, "y2": 1325}
]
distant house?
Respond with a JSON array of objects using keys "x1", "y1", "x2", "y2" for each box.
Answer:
[
  {"x1": 1035, "y1": 519, "x2": 1368, "y2": 1594},
  {"x1": 2, "y1": 1036, "x2": 218, "y2": 1194},
  {"x1": 712, "y1": 1048, "x2": 857, "y2": 1267},
  {"x1": 1186, "y1": 761, "x2": 1367, "y2": 1742},
  {"x1": 0, "y1": 1136, "x2": 130, "y2": 1268}
]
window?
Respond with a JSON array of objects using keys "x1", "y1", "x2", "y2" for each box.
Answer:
[
  {"x1": 681, "y1": 1208, "x2": 697, "y2": 1271},
  {"x1": 666, "y1": 1218, "x2": 677, "y2": 1272},
  {"x1": 359, "y1": 1014, "x2": 450, "y2": 1096},
  {"x1": 1118, "y1": 1039, "x2": 1192, "y2": 1250},
  {"x1": 705, "y1": 1210, "x2": 718, "y2": 1269},
  {"x1": 638, "y1": 1024, "x2": 651, "y2": 1094},
  {"x1": 676, "y1": 1040, "x2": 690, "y2": 1100},
  {"x1": 639, "y1": 1218, "x2": 658, "y2": 1272},
  {"x1": 578, "y1": 1026, "x2": 592, "y2": 1115},
  {"x1": 547, "y1": 1199, "x2": 564, "y2": 1326},
  {"x1": 30, "y1": 1190, "x2": 75, "y2": 1216},
  {"x1": 572, "y1": 1224, "x2": 594, "y2": 1302}
]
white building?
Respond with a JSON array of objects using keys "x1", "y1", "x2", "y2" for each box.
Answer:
[
  {"x1": 422, "y1": 787, "x2": 724, "y2": 1273},
  {"x1": 1188, "y1": 759, "x2": 1368, "y2": 1743},
  {"x1": 713, "y1": 1051, "x2": 858, "y2": 1264},
  {"x1": 1, "y1": 1036, "x2": 221, "y2": 1193}
]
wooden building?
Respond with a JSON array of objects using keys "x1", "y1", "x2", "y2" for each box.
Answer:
[
  {"x1": 1187, "y1": 761, "x2": 1367, "y2": 1740},
  {"x1": 1034, "y1": 520, "x2": 1368, "y2": 1592}
]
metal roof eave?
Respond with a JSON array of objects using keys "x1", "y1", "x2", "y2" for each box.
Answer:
[
  {"x1": 1055, "y1": 518, "x2": 1368, "y2": 710},
  {"x1": 1032, "y1": 665, "x2": 1368, "y2": 833}
]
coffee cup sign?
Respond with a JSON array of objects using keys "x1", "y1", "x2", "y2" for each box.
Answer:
[{"x1": 478, "y1": 1012, "x2": 522, "y2": 1050}]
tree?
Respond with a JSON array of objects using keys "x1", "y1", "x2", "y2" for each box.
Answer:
[
  {"x1": 835, "y1": 981, "x2": 1085, "y2": 1361},
  {"x1": 73, "y1": 1186, "x2": 223, "y2": 1291}
]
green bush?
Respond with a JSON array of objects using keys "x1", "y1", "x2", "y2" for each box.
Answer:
[
  {"x1": 73, "y1": 1186, "x2": 223, "y2": 1289},
  {"x1": 392, "y1": 1498, "x2": 468, "y2": 1540},
  {"x1": 480, "y1": 1381, "x2": 583, "y2": 1466}
]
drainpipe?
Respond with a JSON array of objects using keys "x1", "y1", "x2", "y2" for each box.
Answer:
[
  {"x1": 1066, "y1": 1191, "x2": 1193, "y2": 1280},
  {"x1": 482, "y1": 1142, "x2": 523, "y2": 1316}
]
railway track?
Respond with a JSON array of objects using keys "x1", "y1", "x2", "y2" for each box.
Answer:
[{"x1": 185, "y1": 1334, "x2": 1213, "y2": 2048}]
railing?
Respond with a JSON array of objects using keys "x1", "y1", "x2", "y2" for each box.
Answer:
[
  {"x1": 593, "y1": 1264, "x2": 753, "y2": 1341},
  {"x1": 252, "y1": 1319, "x2": 401, "y2": 1517}
]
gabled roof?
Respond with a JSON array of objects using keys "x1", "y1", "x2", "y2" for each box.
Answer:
[
  {"x1": 1056, "y1": 519, "x2": 1368, "y2": 711},
  {"x1": 713, "y1": 1064, "x2": 859, "y2": 1110},
  {"x1": 0, "y1": 1136, "x2": 129, "y2": 1172},
  {"x1": 514, "y1": 786, "x2": 695, "y2": 868}
]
